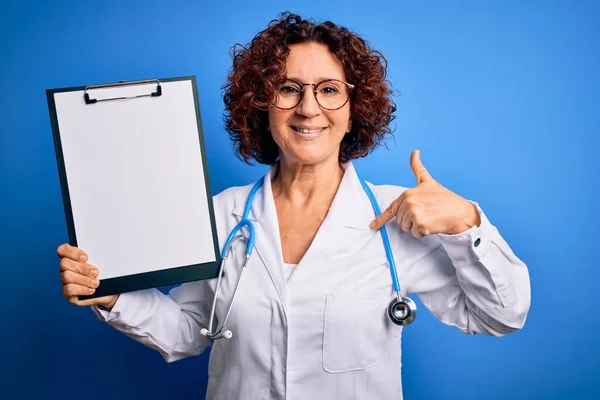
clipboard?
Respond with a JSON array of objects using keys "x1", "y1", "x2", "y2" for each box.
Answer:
[{"x1": 46, "y1": 76, "x2": 220, "y2": 299}]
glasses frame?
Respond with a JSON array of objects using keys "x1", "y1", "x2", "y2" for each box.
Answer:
[{"x1": 272, "y1": 78, "x2": 355, "y2": 111}]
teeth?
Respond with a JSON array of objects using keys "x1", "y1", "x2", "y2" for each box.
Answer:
[{"x1": 295, "y1": 127, "x2": 324, "y2": 133}]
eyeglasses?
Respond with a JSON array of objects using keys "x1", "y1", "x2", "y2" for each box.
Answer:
[{"x1": 272, "y1": 78, "x2": 355, "y2": 111}]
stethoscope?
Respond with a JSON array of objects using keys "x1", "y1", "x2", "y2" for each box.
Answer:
[{"x1": 200, "y1": 175, "x2": 417, "y2": 340}]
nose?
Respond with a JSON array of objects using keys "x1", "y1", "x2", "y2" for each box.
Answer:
[{"x1": 296, "y1": 87, "x2": 321, "y2": 118}]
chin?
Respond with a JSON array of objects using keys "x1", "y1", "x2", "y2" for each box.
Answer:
[{"x1": 282, "y1": 150, "x2": 335, "y2": 166}]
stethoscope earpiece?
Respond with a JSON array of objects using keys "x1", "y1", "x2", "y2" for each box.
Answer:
[{"x1": 387, "y1": 296, "x2": 417, "y2": 326}]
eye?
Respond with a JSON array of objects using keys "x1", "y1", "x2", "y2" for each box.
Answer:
[
  {"x1": 319, "y1": 85, "x2": 341, "y2": 96},
  {"x1": 278, "y1": 85, "x2": 301, "y2": 95}
]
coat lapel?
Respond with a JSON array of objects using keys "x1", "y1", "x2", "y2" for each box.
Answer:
[
  {"x1": 232, "y1": 165, "x2": 290, "y2": 313},
  {"x1": 285, "y1": 163, "x2": 376, "y2": 287}
]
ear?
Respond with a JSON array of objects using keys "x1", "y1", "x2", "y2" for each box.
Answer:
[{"x1": 346, "y1": 118, "x2": 353, "y2": 133}]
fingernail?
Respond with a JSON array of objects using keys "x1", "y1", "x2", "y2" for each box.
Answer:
[
  {"x1": 91, "y1": 279, "x2": 99, "y2": 286},
  {"x1": 369, "y1": 221, "x2": 376, "y2": 229},
  {"x1": 80, "y1": 254, "x2": 87, "y2": 262},
  {"x1": 88, "y1": 287, "x2": 95, "y2": 293},
  {"x1": 90, "y1": 269, "x2": 99, "y2": 277}
]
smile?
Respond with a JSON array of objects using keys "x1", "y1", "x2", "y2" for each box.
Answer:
[{"x1": 291, "y1": 126, "x2": 327, "y2": 138}]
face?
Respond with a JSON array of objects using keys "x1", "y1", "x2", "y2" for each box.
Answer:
[{"x1": 268, "y1": 42, "x2": 352, "y2": 166}]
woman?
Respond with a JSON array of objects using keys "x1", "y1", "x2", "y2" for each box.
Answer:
[{"x1": 57, "y1": 13, "x2": 531, "y2": 399}]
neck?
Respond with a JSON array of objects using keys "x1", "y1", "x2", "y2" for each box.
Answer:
[{"x1": 271, "y1": 157, "x2": 344, "y2": 207}]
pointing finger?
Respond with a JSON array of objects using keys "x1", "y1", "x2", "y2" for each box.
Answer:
[
  {"x1": 369, "y1": 193, "x2": 405, "y2": 230},
  {"x1": 410, "y1": 149, "x2": 434, "y2": 184}
]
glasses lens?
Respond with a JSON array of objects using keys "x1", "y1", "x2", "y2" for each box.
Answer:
[
  {"x1": 316, "y1": 80, "x2": 350, "y2": 110},
  {"x1": 274, "y1": 80, "x2": 303, "y2": 109}
]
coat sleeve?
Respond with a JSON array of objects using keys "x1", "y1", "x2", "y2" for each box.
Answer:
[
  {"x1": 404, "y1": 201, "x2": 531, "y2": 336},
  {"x1": 91, "y1": 279, "x2": 215, "y2": 362}
]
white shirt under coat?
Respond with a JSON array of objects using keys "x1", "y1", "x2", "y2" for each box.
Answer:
[{"x1": 93, "y1": 162, "x2": 531, "y2": 400}]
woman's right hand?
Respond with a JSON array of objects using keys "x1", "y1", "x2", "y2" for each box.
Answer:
[{"x1": 57, "y1": 244, "x2": 119, "y2": 310}]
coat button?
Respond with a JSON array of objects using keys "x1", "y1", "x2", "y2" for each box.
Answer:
[{"x1": 474, "y1": 238, "x2": 481, "y2": 247}]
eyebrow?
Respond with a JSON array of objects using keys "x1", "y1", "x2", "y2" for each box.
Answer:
[{"x1": 286, "y1": 76, "x2": 344, "y2": 84}]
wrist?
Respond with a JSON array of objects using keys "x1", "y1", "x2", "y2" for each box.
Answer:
[{"x1": 448, "y1": 201, "x2": 481, "y2": 234}]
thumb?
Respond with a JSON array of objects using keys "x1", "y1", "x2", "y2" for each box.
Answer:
[{"x1": 410, "y1": 149, "x2": 434, "y2": 184}]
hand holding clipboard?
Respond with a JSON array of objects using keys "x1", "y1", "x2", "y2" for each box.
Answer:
[{"x1": 57, "y1": 244, "x2": 118, "y2": 309}]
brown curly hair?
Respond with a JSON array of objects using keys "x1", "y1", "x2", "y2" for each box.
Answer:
[{"x1": 222, "y1": 12, "x2": 396, "y2": 165}]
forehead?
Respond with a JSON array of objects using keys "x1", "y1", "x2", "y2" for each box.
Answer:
[{"x1": 285, "y1": 42, "x2": 346, "y2": 82}]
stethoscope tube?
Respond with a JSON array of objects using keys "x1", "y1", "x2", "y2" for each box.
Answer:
[
  {"x1": 357, "y1": 177, "x2": 417, "y2": 326},
  {"x1": 358, "y1": 178, "x2": 401, "y2": 293},
  {"x1": 200, "y1": 180, "x2": 263, "y2": 340}
]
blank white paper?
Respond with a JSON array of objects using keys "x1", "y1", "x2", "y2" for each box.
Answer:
[{"x1": 53, "y1": 80, "x2": 217, "y2": 280}]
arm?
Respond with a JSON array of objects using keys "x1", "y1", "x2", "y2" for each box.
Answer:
[
  {"x1": 92, "y1": 280, "x2": 214, "y2": 362},
  {"x1": 405, "y1": 202, "x2": 531, "y2": 336},
  {"x1": 369, "y1": 150, "x2": 530, "y2": 335}
]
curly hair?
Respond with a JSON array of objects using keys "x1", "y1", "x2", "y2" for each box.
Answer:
[{"x1": 222, "y1": 12, "x2": 396, "y2": 165}]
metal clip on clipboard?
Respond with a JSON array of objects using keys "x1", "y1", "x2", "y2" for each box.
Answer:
[{"x1": 84, "y1": 79, "x2": 162, "y2": 104}]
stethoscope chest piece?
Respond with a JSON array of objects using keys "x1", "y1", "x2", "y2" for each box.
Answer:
[{"x1": 388, "y1": 296, "x2": 417, "y2": 326}]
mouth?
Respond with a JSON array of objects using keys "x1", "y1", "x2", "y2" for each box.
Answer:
[{"x1": 291, "y1": 126, "x2": 327, "y2": 138}]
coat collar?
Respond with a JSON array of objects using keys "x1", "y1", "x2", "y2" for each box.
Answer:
[{"x1": 232, "y1": 162, "x2": 376, "y2": 230}]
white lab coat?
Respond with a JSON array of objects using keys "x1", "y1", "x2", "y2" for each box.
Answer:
[{"x1": 93, "y1": 162, "x2": 531, "y2": 400}]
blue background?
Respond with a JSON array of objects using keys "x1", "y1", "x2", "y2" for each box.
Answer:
[{"x1": 1, "y1": 0, "x2": 598, "y2": 399}]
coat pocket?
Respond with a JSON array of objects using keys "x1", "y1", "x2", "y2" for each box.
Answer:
[
  {"x1": 322, "y1": 288, "x2": 389, "y2": 373},
  {"x1": 207, "y1": 339, "x2": 229, "y2": 377}
]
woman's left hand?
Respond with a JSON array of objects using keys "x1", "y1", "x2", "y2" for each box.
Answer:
[{"x1": 369, "y1": 149, "x2": 481, "y2": 238}]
